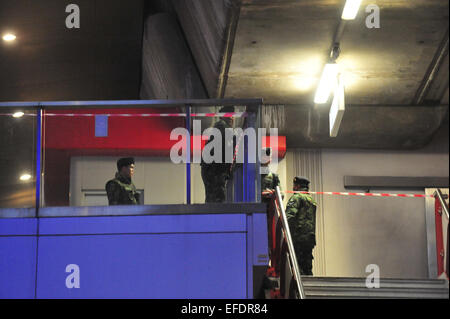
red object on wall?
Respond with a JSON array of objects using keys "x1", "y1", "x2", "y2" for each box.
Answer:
[
  {"x1": 262, "y1": 136, "x2": 286, "y2": 159},
  {"x1": 44, "y1": 109, "x2": 287, "y2": 157},
  {"x1": 44, "y1": 108, "x2": 184, "y2": 155}
]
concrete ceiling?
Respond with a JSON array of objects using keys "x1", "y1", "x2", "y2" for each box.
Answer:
[
  {"x1": 226, "y1": 0, "x2": 449, "y2": 105},
  {"x1": 224, "y1": 0, "x2": 449, "y2": 149}
]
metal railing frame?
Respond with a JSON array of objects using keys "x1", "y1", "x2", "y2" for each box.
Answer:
[
  {"x1": 434, "y1": 189, "x2": 449, "y2": 277},
  {"x1": 435, "y1": 189, "x2": 449, "y2": 220},
  {"x1": 275, "y1": 186, "x2": 306, "y2": 299},
  {"x1": 0, "y1": 99, "x2": 263, "y2": 214}
]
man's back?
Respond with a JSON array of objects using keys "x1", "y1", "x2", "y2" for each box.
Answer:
[
  {"x1": 286, "y1": 193, "x2": 317, "y2": 238},
  {"x1": 201, "y1": 118, "x2": 233, "y2": 168}
]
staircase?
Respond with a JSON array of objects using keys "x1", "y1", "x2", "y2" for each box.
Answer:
[{"x1": 301, "y1": 276, "x2": 449, "y2": 299}]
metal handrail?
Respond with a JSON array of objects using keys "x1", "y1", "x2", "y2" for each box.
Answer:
[
  {"x1": 0, "y1": 98, "x2": 263, "y2": 211},
  {"x1": 275, "y1": 186, "x2": 306, "y2": 299},
  {"x1": 435, "y1": 189, "x2": 449, "y2": 220}
]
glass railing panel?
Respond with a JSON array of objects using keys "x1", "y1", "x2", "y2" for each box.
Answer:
[{"x1": 0, "y1": 109, "x2": 37, "y2": 212}]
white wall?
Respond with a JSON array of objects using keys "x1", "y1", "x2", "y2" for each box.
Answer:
[
  {"x1": 191, "y1": 163, "x2": 205, "y2": 204},
  {"x1": 70, "y1": 156, "x2": 187, "y2": 206},
  {"x1": 285, "y1": 148, "x2": 449, "y2": 279}
]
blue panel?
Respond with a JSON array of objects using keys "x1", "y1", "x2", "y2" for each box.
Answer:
[
  {"x1": 246, "y1": 214, "x2": 253, "y2": 299},
  {"x1": 39, "y1": 214, "x2": 246, "y2": 235},
  {"x1": 234, "y1": 163, "x2": 244, "y2": 202},
  {"x1": 0, "y1": 237, "x2": 37, "y2": 299},
  {"x1": 36, "y1": 233, "x2": 247, "y2": 299},
  {"x1": 0, "y1": 218, "x2": 37, "y2": 236},
  {"x1": 252, "y1": 213, "x2": 269, "y2": 266},
  {"x1": 95, "y1": 115, "x2": 108, "y2": 137}
]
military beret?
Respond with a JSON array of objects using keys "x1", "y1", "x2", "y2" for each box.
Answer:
[
  {"x1": 294, "y1": 176, "x2": 310, "y2": 186},
  {"x1": 117, "y1": 157, "x2": 135, "y2": 171},
  {"x1": 219, "y1": 106, "x2": 235, "y2": 113}
]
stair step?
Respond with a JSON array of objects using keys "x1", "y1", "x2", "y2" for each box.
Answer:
[
  {"x1": 301, "y1": 276, "x2": 449, "y2": 290},
  {"x1": 305, "y1": 287, "x2": 449, "y2": 298},
  {"x1": 299, "y1": 277, "x2": 449, "y2": 299}
]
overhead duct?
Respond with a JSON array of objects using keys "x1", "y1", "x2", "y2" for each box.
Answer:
[
  {"x1": 172, "y1": 0, "x2": 240, "y2": 98},
  {"x1": 140, "y1": 13, "x2": 207, "y2": 100}
]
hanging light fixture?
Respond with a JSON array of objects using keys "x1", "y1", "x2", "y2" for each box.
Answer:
[
  {"x1": 314, "y1": 63, "x2": 339, "y2": 104},
  {"x1": 314, "y1": 43, "x2": 341, "y2": 104},
  {"x1": 330, "y1": 73, "x2": 346, "y2": 137},
  {"x1": 342, "y1": 0, "x2": 362, "y2": 20}
]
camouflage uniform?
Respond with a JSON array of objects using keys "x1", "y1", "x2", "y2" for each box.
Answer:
[
  {"x1": 201, "y1": 117, "x2": 233, "y2": 203},
  {"x1": 286, "y1": 192, "x2": 317, "y2": 275},
  {"x1": 262, "y1": 172, "x2": 281, "y2": 195},
  {"x1": 262, "y1": 172, "x2": 282, "y2": 255},
  {"x1": 105, "y1": 172, "x2": 140, "y2": 205}
]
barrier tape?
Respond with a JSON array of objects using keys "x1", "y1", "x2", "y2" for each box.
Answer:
[
  {"x1": 263, "y1": 190, "x2": 434, "y2": 198},
  {"x1": 2, "y1": 112, "x2": 248, "y2": 118}
]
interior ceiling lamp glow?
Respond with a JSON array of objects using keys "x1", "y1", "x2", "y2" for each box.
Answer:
[
  {"x1": 314, "y1": 63, "x2": 339, "y2": 104},
  {"x1": 13, "y1": 111, "x2": 24, "y2": 118},
  {"x1": 329, "y1": 74, "x2": 345, "y2": 137},
  {"x1": 2, "y1": 33, "x2": 16, "y2": 42},
  {"x1": 19, "y1": 173, "x2": 32, "y2": 181},
  {"x1": 342, "y1": 0, "x2": 362, "y2": 20}
]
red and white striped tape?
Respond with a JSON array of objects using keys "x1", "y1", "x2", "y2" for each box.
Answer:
[
  {"x1": 2, "y1": 112, "x2": 247, "y2": 118},
  {"x1": 263, "y1": 190, "x2": 434, "y2": 198}
]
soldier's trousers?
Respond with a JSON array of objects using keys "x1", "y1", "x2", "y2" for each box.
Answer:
[
  {"x1": 201, "y1": 165, "x2": 229, "y2": 203},
  {"x1": 290, "y1": 231, "x2": 315, "y2": 276},
  {"x1": 295, "y1": 247, "x2": 314, "y2": 276}
]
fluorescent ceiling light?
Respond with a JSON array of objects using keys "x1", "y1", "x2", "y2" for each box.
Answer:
[
  {"x1": 2, "y1": 33, "x2": 17, "y2": 42},
  {"x1": 13, "y1": 112, "x2": 24, "y2": 118},
  {"x1": 342, "y1": 0, "x2": 362, "y2": 20},
  {"x1": 330, "y1": 74, "x2": 345, "y2": 137},
  {"x1": 314, "y1": 63, "x2": 339, "y2": 104},
  {"x1": 20, "y1": 174, "x2": 32, "y2": 181}
]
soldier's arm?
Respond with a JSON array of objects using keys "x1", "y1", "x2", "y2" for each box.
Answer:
[
  {"x1": 285, "y1": 197, "x2": 299, "y2": 232},
  {"x1": 105, "y1": 181, "x2": 121, "y2": 205},
  {"x1": 134, "y1": 192, "x2": 140, "y2": 204},
  {"x1": 274, "y1": 174, "x2": 284, "y2": 199},
  {"x1": 311, "y1": 204, "x2": 317, "y2": 235},
  {"x1": 217, "y1": 120, "x2": 235, "y2": 173}
]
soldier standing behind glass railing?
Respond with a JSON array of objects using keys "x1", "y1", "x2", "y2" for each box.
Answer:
[
  {"x1": 201, "y1": 106, "x2": 235, "y2": 203},
  {"x1": 105, "y1": 157, "x2": 140, "y2": 205}
]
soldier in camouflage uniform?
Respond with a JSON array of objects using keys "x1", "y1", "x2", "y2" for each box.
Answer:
[
  {"x1": 105, "y1": 157, "x2": 140, "y2": 205},
  {"x1": 201, "y1": 106, "x2": 235, "y2": 203},
  {"x1": 261, "y1": 147, "x2": 283, "y2": 247},
  {"x1": 261, "y1": 147, "x2": 282, "y2": 197},
  {"x1": 286, "y1": 176, "x2": 317, "y2": 275}
]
